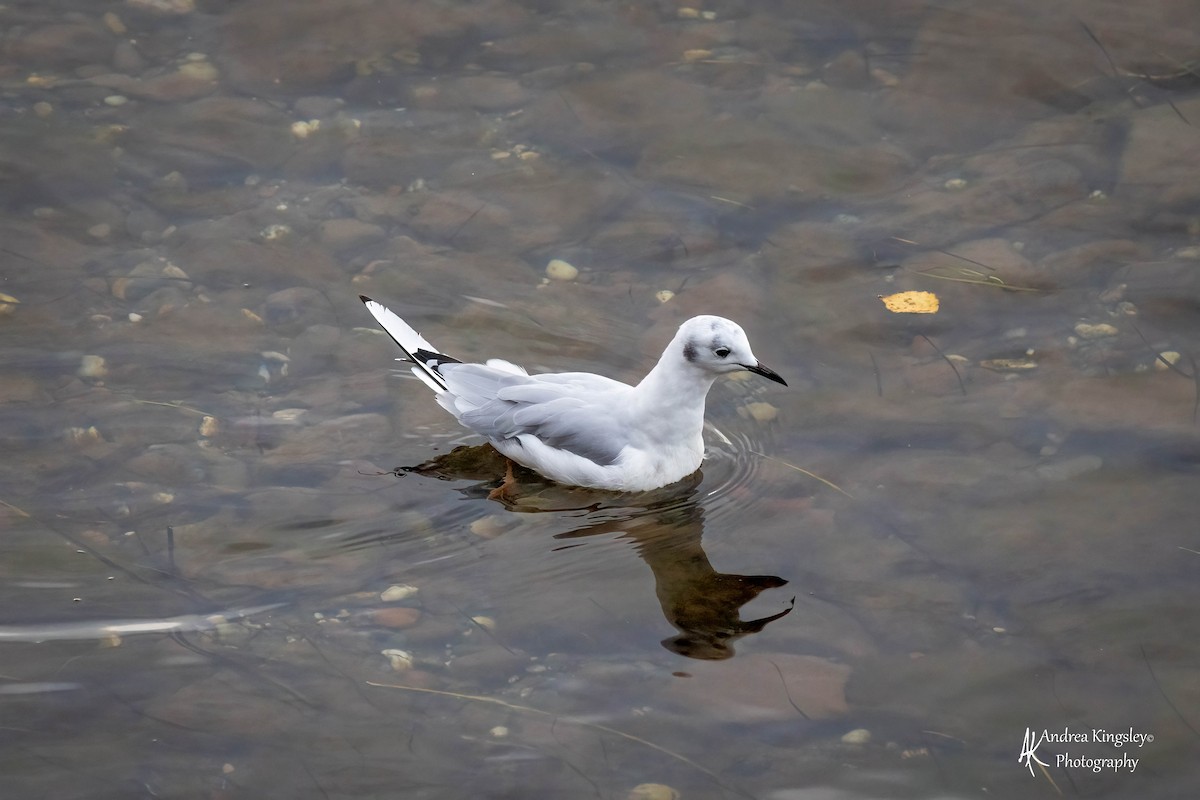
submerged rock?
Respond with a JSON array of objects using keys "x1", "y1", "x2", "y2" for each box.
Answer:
[{"x1": 124, "y1": 97, "x2": 296, "y2": 179}]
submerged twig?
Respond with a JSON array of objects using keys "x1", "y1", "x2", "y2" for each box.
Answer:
[
  {"x1": 1166, "y1": 99, "x2": 1191, "y2": 127},
  {"x1": 1129, "y1": 322, "x2": 1199, "y2": 422},
  {"x1": 891, "y1": 236, "x2": 1042, "y2": 292},
  {"x1": 708, "y1": 195, "x2": 756, "y2": 210},
  {"x1": 768, "y1": 659, "x2": 810, "y2": 720},
  {"x1": 132, "y1": 398, "x2": 214, "y2": 417},
  {"x1": 1187, "y1": 352, "x2": 1200, "y2": 424},
  {"x1": 0, "y1": 498, "x2": 30, "y2": 518},
  {"x1": 1036, "y1": 759, "x2": 1065, "y2": 796},
  {"x1": 1079, "y1": 21, "x2": 1119, "y2": 78},
  {"x1": 868, "y1": 350, "x2": 883, "y2": 397},
  {"x1": 918, "y1": 334, "x2": 967, "y2": 396},
  {"x1": 446, "y1": 599, "x2": 518, "y2": 656},
  {"x1": 748, "y1": 450, "x2": 854, "y2": 498},
  {"x1": 1142, "y1": 644, "x2": 1200, "y2": 741},
  {"x1": 449, "y1": 203, "x2": 486, "y2": 244},
  {"x1": 166, "y1": 525, "x2": 177, "y2": 577},
  {"x1": 366, "y1": 680, "x2": 753, "y2": 798},
  {"x1": 914, "y1": 266, "x2": 1040, "y2": 292}
]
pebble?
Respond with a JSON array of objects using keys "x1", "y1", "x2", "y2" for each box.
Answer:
[
  {"x1": 33, "y1": 101, "x2": 53, "y2": 118},
  {"x1": 199, "y1": 415, "x2": 219, "y2": 437},
  {"x1": 260, "y1": 224, "x2": 292, "y2": 241},
  {"x1": 943, "y1": 177, "x2": 968, "y2": 190},
  {"x1": 381, "y1": 648, "x2": 414, "y2": 671},
  {"x1": 1073, "y1": 322, "x2": 1119, "y2": 339},
  {"x1": 379, "y1": 584, "x2": 419, "y2": 602},
  {"x1": 368, "y1": 607, "x2": 422, "y2": 629},
  {"x1": 291, "y1": 120, "x2": 320, "y2": 139},
  {"x1": 78, "y1": 355, "x2": 108, "y2": 379},
  {"x1": 545, "y1": 259, "x2": 578, "y2": 281},
  {"x1": 162, "y1": 263, "x2": 189, "y2": 281},
  {"x1": 66, "y1": 426, "x2": 104, "y2": 446},
  {"x1": 469, "y1": 516, "x2": 509, "y2": 539},
  {"x1": 1154, "y1": 351, "x2": 1181, "y2": 371},
  {"x1": 157, "y1": 171, "x2": 188, "y2": 191},
  {"x1": 489, "y1": 726, "x2": 508, "y2": 738},
  {"x1": 841, "y1": 728, "x2": 872, "y2": 745},
  {"x1": 87, "y1": 223, "x2": 112, "y2": 239},
  {"x1": 628, "y1": 785, "x2": 680, "y2": 800},
  {"x1": 112, "y1": 261, "x2": 170, "y2": 301},
  {"x1": 178, "y1": 59, "x2": 219, "y2": 82},
  {"x1": 470, "y1": 616, "x2": 497, "y2": 632},
  {"x1": 739, "y1": 401, "x2": 778, "y2": 422},
  {"x1": 271, "y1": 408, "x2": 306, "y2": 423},
  {"x1": 871, "y1": 67, "x2": 900, "y2": 87},
  {"x1": 126, "y1": 0, "x2": 195, "y2": 13},
  {"x1": 655, "y1": 290, "x2": 674, "y2": 303},
  {"x1": 112, "y1": 41, "x2": 145, "y2": 73},
  {"x1": 979, "y1": 358, "x2": 1037, "y2": 371},
  {"x1": 103, "y1": 12, "x2": 127, "y2": 34},
  {"x1": 104, "y1": 95, "x2": 129, "y2": 107}
]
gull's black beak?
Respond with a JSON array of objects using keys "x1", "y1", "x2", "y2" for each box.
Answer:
[{"x1": 745, "y1": 361, "x2": 787, "y2": 386}]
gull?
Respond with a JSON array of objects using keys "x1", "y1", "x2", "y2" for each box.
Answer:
[{"x1": 359, "y1": 296, "x2": 786, "y2": 492}]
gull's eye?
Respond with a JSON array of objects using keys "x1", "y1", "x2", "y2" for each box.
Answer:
[{"x1": 713, "y1": 346, "x2": 731, "y2": 358}]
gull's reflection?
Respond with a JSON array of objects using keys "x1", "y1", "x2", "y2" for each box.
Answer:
[{"x1": 400, "y1": 445, "x2": 793, "y2": 660}]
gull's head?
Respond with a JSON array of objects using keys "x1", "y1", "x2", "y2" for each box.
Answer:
[{"x1": 675, "y1": 315, "x2": 787, "y2": 386}]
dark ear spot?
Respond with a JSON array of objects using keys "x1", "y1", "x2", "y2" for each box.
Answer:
[{"x1": 683, "y1": 340, "x2": 698, "y2": 363}]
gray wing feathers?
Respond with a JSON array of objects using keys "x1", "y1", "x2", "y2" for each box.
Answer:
[
  {"x1": 363, "y1": 298, "x2": 636, "y2": 469},
  {"x1": 485, "y1": 358, "x2": 528, "y2": 376},
  {"x1": 440, "y1": 364, "x2": 528, "y2": 409},
  {"x1": 439, "y1": 364, "x2": 628, "y2": 466}
]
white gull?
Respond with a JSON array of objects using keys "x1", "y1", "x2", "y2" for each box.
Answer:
[{"x1": 360, "y1": 296, "x2": 786, "y2": 492}]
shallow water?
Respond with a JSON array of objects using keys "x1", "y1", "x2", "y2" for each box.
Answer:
[{"x1": 2, "y1": 0, "x2": 1199, "y2": 797}]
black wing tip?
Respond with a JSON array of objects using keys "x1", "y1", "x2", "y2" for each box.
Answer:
[
  {"x1": 414, "y1": 348, "x2": 462, "y2": 367},
  {"x1": 359, "y1": 294, "x2": 375, "y2": 305}
]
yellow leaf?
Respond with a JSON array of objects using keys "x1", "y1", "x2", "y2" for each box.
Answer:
[{"x1": 880, "y1": 291, "x2": 939, "y2": 314}]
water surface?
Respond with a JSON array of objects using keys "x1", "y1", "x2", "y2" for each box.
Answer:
[{"x1": 2, "y1": 0, "x2": 1199, "y2": 797}]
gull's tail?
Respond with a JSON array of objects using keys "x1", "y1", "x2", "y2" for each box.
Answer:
[{"x1": 359, "y1": 296, "x2": 460, "y2": 392}]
